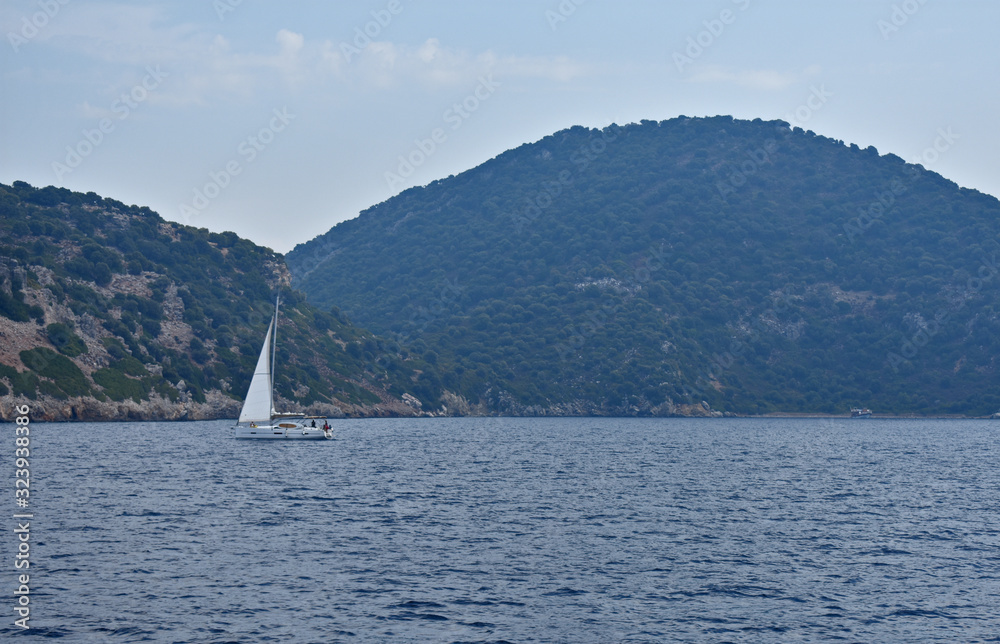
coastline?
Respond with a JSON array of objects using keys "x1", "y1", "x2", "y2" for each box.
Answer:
[{"x1": 4, "y1": 400, "x2": 997, "y2": 423}]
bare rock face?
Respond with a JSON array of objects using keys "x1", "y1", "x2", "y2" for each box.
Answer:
[{"x1": 438, "y1": 391, "x2": 480, "y2": 416}]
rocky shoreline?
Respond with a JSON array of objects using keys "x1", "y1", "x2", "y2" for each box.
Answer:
[
  {"x1": 1, "y1": 389, "x2": 732, "y2": 422},
  {"x1": 0, "y1": 390, "x2": 425, "y2": 422},
  {"x1": 5, "y1": 389, "x2": 997, "y2": 423}
]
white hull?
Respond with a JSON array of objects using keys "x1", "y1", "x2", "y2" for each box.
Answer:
[{"x1": 234, "y1": 423, "x2": 332, "y2": 440}]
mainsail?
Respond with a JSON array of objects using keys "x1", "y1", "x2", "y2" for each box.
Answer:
[{"x1": 237, "y1": 318, "x2": 274, "y2": 423}]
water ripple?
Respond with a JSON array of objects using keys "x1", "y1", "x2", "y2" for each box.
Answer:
[{"x1": 4, "y1": 417, "x2": 999, "y2": 642}]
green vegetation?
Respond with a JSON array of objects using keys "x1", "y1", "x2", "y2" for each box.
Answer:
[
  {"x1": 0, "y1": 274, "x2": 44, "y2": 322},
  {"x1": 0, "y1": 364, "x2": 16, "y2": 397},
  {"x1": 19, "y1": 347, "x2": 90, "y2": 398},
  {"x1": 288, "y1": 116, "x2": 1000, "y2": 416},
  {"x1": 12, "y1": 372, "x2": 39, "y2": 399},
  {"x1": 7, "y1": 116, "x2": 1000, "y2": 418},
  {"x1": 0, "y1": 181, "x2": 437, "y2": 414},
  {"x1": 92, "y1": 367, "x2": 148, "y2": 403},
  {"x1": 46, "y1": 322, "x2": 88, "y2": 357}
]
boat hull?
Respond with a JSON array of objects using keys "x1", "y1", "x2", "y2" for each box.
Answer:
[{"x1": 233, "y1": 424, "x2": 332, "y2": 439}]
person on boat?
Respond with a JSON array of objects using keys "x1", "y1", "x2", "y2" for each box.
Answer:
[
  {"x1": 323, "y1": 421, "x2": 330, "y2": 430},
  {"x1": 311, "y1": 419, "x2": 316, "y2": 427}
]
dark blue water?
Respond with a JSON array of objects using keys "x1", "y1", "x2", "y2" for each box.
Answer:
[{"x1": 4, "y1": 417, "x2": 999, "y2": 642}]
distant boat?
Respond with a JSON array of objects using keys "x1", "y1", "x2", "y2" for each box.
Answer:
[
  {"x1": 233, "y1": 297, "x2": 332, "y2": 440},
  {"x1": 850, "y1": 407, "x2": 872, "y2": 418}
]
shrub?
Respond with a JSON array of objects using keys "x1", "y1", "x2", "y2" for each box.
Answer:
[
  {"x1": 39, "y1": 380, "x2": 68, "y2": 400},
  {"x1": 111, "y1": 355, "x2": 148, "y2": 377},
  {"x1": 136, "y1": 297, "x2": 163, "y2": 320},
  {"x1": 141, "y1": 318, "x2": 161, "y2": 338},
  {"x1": 19, "y1": 347, "x2": 90, "y2": 397},
  {"x1": 92, "y1": 367, "x2": 148, "y2": 403},
  {"x1": 0, "y1": 283, "x2": 31, "y2": 322},
  {"x1": 46, "y1": 322, "x2": 88, "y2": 357},
  {"x1": 153, "y1": 381, "x2": 180, "y2": 402},
  {"x1": 102, "y1": 337, "x2": 129, "y2": 361},
  {"x1": 11, "y1": 371, "x2": 38, "y2": 399},
  {"x1": 92, "y1": 262, "x2": 113, "y2": 286}
]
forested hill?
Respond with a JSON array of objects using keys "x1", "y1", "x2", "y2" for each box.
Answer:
[
  {"x1": 0, "y1": 182, "x2": 439, "y2": 421},
  {"x1": 287, "y1": 116, "x2": 1000, "y2": 417}
]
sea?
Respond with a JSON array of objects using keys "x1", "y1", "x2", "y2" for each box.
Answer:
[{"x1": 3, "y1": 417, "x2": 999, "y2": 643}]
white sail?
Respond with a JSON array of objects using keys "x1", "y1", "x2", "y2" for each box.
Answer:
[{"x1": 237, "y1": 318, "x2": 274, "y2": 423}]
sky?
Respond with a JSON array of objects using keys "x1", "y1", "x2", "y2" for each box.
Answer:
[{"x1": 1, "y1": 0, "x2": 996, "y2": 254}]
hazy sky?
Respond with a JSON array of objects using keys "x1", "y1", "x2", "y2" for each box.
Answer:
[{"x1": 1, "y1": 0, "x2": 995, "y2": 253}]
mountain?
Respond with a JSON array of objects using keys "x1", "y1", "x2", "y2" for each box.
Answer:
[
  {"x1": 287, "y1": 116, "x2": 1000, "y2": 417},
  {"x1": 0, "y1": 182, "x2": 439, "y2": 421}
]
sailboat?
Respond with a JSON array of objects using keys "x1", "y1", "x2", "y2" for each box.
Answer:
[{"x1": 233, "y1": 297, "x2": 333, "y2": 439}]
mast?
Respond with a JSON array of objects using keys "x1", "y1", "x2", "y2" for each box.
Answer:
[{"x1": 271, "y1": 295, "x2": 280, "y2": 418}]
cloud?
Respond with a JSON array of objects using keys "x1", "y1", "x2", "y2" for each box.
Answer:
[
  {"x1": 276, "y1": 29, "x2": 304, "y2": 54},
  {"x1": 38, "y1": 2, "x2": 203, "y2": 67},
  {"x1": 17, "y1": 2, "x2": 595, "y2": 105},
  {"x1": 320, "y1": 37, "x2": 594, "y2": 90}
]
